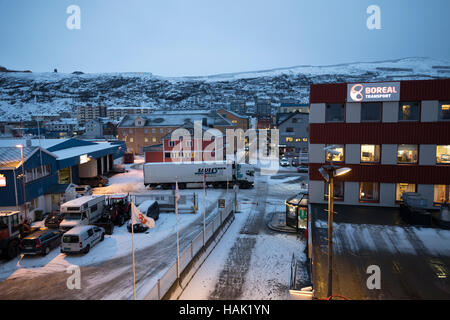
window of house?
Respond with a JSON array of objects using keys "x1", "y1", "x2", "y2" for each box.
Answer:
[
  {"x1": 152, "y1": 129, "x2": 156, "y2": 133},
  {"x1": 286, "y1": 137, "x2": 293, "y2": 142},
  {"x1": 359, "y1": 182, "x2": 379, "y2": 202},
  {"x1": 129, "y1": 138, "x2": 134, "y2": 143},
  {"x1": 361, "y1": 145, "x2": 381, "y2": 163},
  {"x1": 399, "y1": 102, "x2": 420, "y2": 121},
  {"x1": 144, "y1": 129, "x2": 148, "y2": 134},
  {"x1": 292, "y1": 118, "x2": 298, "y2": 123},
  {"x1": 286, "y1": 127, "x2": 294, "y2": 133},
  {"x1": 302, "y1": 138, "x2": 308, "y2": 142},
  {"x1": 129, "y1": 129, "x2": 133, "y2": 134},
  {"x1": 295, "y1": 138, "x2": 301, "y2": 142},
  {"x1": 152, "y1": 137, "x2": 157, "y2": 142},
  {"x1": 160, "y1": 128, "x2": 164, "y2": 133},
  {"x1": 169, "y1": 141, "x2": 176, "y2": 147},
  {"x1": 324, "y1": 180, "x2": 344, "y2": 201},
  {"x1": 397, "y1": 145, "x2": 418, "y2": 164},
  {"x1": 144, "y1": 138, "x2": 148, "y2": 143},
  {"x1": 165, "y1": 152, "x2": 170, "y2": 159},
  {"x1": 434, "y1": 185, "x2": 450, "y2": 204},
  {"x1": 438, "y1": 101, "x2": 450, "y2": 121},
  {"x1": 436, "y1": 145, "x2": 450, "y2": 164},
  {"x1": 325, "y1": 144, "x2": 344, "y2": 162},
  {"x1": 325, "y1": 104, "x2": 345, "y2": 122},
  {"x1": 396, "y1": 183, "x2": 416, "y2": 201},
  {"x1": 361, "y1": 102, "x2": 382, "y2": 122}
]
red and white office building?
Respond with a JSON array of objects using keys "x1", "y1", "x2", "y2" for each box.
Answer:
[{"x1": 308, "y1": 79, "x2": 450, "y2": 208}]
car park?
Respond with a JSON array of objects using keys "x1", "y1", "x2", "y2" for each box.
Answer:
[
  {"x1": 75, "y1": 185, "x2": 93, "y2": 197},
  {"x1": 20, "y1": 229, "x2": 62, "y2": 256},
  {"x1": 61, "y1": 225, "x2": 105, "y2": 254},
  {"x1": 44, "y1": 212, "x2": 65, "y2": 229}
]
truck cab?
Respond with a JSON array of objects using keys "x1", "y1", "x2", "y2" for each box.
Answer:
[
  {"x1": 236, "y1": 163, "x2": 255, "y2": 188},
  {"x1": 0, "y1": 211, "x2": 27, "y2": 259}
]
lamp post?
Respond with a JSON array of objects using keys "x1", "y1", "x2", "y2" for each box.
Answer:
[
  {"x1": 16, "y1": 144, "x2": 27, "y2": 221},
  {"x1": 318, "y1": 163, "x2": 351, "y2": 299}
]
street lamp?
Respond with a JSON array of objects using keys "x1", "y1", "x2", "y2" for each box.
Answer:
[
  {"x1": 319, "y1": 160, "x2": 351, "y2": 299},
  {"x1": 16, "y1": 144, "x2": 27, "y2": 221}
]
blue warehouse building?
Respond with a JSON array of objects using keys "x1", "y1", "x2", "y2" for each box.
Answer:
[{"x1": 0, "y1": 138, "x2": 126, "y2": 222}]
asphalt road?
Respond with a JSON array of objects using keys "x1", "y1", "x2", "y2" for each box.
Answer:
[{"x1": 0, "y1": 190, "x2": 225, "y2": 300}]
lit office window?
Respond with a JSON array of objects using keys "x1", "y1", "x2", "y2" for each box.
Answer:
[
  {"x1": 361, "y1": 102, "x2": 382, "y2": 122},
  {"x1": 303, "y1": 138, "x2": 308, "y2": 142},
  {"x1": 439, "y1": 101, "x2": 450, "y2": 121},
  {"x1": 399, "y1": 102, "x2": 420, "y2": 121},
  {"x1": 434, "y1": 185, "x2": 450, "y2": 204},
  {"x1": 324, "y1": 180, "x2": 344, "y2": 201},
  {"x1": 397, "y1": 144, "x2": 418, "y2": 164},
  {"x1": 286, "y1": 137, "x2": 294, "y2": 142},
  {"x1": 396, "y1": 183, "x2": 416, "y2": 201},
  {"x1": 325, "y1": 144, "x2": 344, "y2": 162},
  {"x1": 361, "y1": 145, "x2": 381, "y2": 163},
  {"x1": 359, "y1": 182, "x2": 379, "y2": 202},
  {"x1": 436, "y1": 145, "x2": 450, "y2": 164},
  {"x1": 325, "y1": 104, "x2": 345, "y2": 122}
]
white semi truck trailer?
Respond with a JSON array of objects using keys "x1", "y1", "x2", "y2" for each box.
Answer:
[{"x1": 143, "y1": 161, "x2": 255, "y2": 189}]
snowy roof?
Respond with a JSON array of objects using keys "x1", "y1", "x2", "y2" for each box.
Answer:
[
  {"x1": 52, "y1": 142, "x2": 119, "y2": 160},
  {"x1": 118, "y1": 110, "x2": 233, "y2": 128},
  {"x1": 0, "y1": 146, "x2": 38, "y2": 167},
  {"x1": 61, "y1": 195, "x2": 105, "y2": 207},
  {"x1": 0, "y1": 138, "x2": 68, "y2": 149}
]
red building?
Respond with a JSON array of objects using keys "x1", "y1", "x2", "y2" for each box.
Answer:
[
  {"x1": 308, "y1": 78, "x2": 450, "y2": 208},
  {"x1": 144, "y1": 123, "x2": 225, "y2": 163}
]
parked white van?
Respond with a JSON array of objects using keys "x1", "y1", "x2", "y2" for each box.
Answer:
[
  {"x1": 60, "y1": 225, "x2": 105, "y2": 254},
  {"x1": 59, "y1": 195, "x2": 105, "y2": 232}
]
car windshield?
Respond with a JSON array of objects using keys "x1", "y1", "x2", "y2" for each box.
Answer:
[
  {"x1": 75, "y1": 187, "x2": 86, "y2": 191},
  {"x1": 63, "y1": 235, "x2": 79, "y2": 243},
  {"x1": 65, "y1": 212, "x2": 81, "y2": 220}
]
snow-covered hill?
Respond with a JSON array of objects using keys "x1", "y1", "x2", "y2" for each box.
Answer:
[{"x1": 1, "y1": 57, "x2": 449, "y2": 121}]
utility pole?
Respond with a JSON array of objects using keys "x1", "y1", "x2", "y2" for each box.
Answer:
[{"x1": 327, "y1": 173, "x2": 334, "y2": 299}]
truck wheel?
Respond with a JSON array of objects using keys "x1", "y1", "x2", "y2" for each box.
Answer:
[
  {"x1": 7, "y1": 240, "x2": 19, "y2": 259},
  {"x1": 100, "y1": 233, "x2": 105, "y2": 242},
  {"x1": 42, "y1": 246, "x2": 50, "y2": 256},
  {"x1": 118, "y1": 215, "x2": 125, "y2": 226},
  {"x1": 84, "y1": 245, "x2": 90, "y2": 254}
]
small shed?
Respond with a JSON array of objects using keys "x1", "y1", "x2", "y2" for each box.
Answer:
[{"x1": 285, "y1": 192, "x2": 308, "y2": 231}]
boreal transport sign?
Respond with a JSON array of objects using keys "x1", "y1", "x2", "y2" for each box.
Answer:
[{"x1": 347, "y1": 82, "x2": 400, "y2": 102}]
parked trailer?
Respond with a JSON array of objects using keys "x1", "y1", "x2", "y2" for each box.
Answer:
[
  {"x1": 59, "y1": 195, "x2": 106, "y2": 232},
  {"x1": 144, "y1": 161, "x2": 255, "y2": 189}
]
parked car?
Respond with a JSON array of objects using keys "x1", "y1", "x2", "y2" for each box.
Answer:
[
  {"x1": 291, "y1": 157, "x2": 300, "y2": 167},
  {"x1": 280, "y1": 157, "x2": 290, "y2": 167},
  {"x1": 75, "y1": 185, "x2": 93, "y2": 197},
  {"x1": 44, "y1": 212, "x2": 65, "y2": 229},
  {"x1": 61, "y1": 225, "x2": 105, "y2": 254},
  {"x1": 20, "y1": 229, "x2": 62, "y2": 256},
  {"x1": 127, "y1": 201, "x2": 160, "y2": 233},
  {"x1": 79, "y1": 176, "x2": 109, "y2": 188}
]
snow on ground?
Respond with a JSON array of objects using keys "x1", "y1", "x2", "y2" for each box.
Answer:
[
  {"x1": 0, "y1": 163, "x2": 225, "y2": 282},
  {"x1": 180, "y1": 192, "x2": 305, "y2": 300},
  {"x1": 315, "y1": 220, "x2": 450, "y2": 256}
]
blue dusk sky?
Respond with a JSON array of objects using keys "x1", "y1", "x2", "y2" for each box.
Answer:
[{"x1": 0, "y1": 0, "x2": 449, "y2": 76}]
